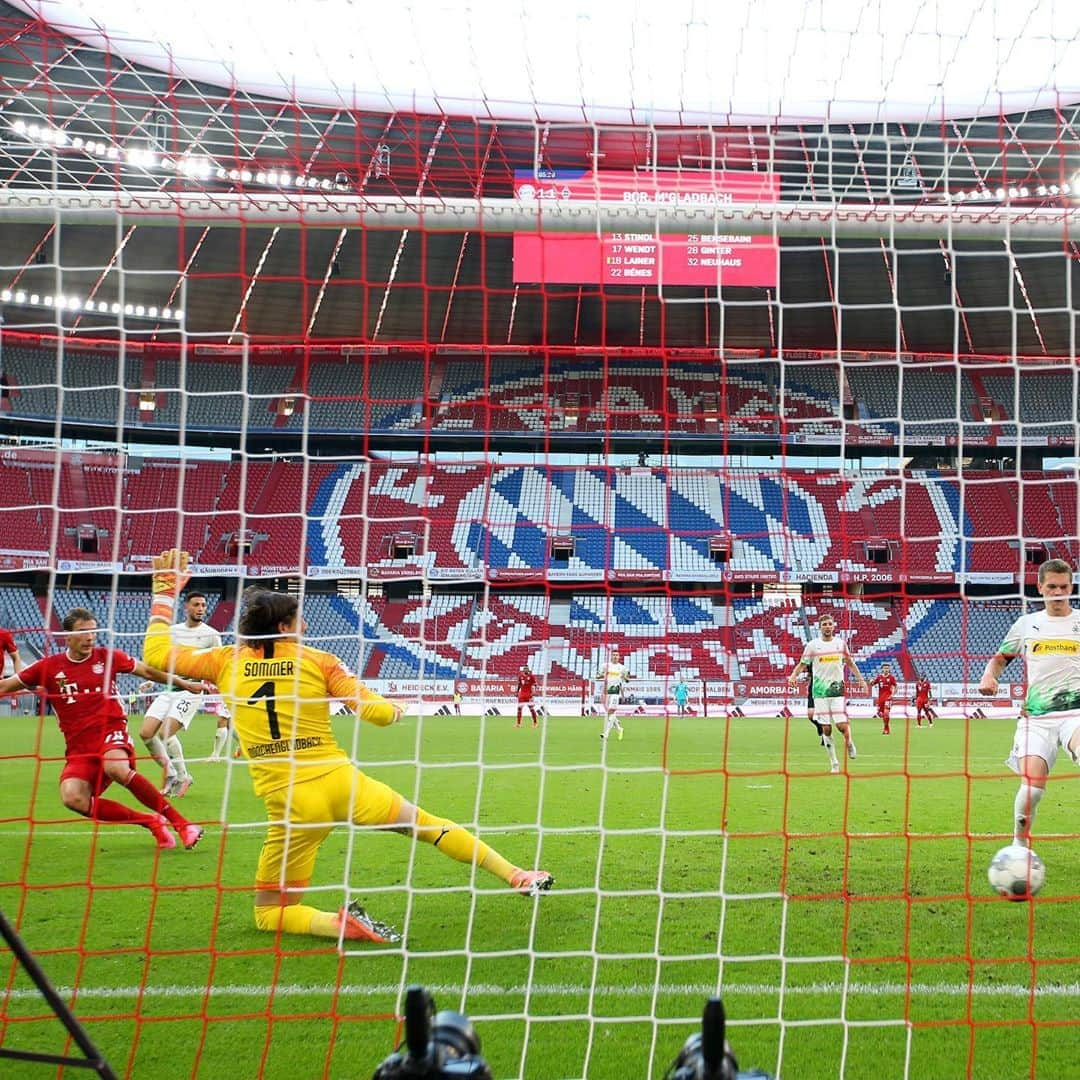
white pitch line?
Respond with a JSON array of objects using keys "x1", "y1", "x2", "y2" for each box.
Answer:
[{"x1": 3, "y1": 981, "x2": 1076, "y2": 1002}]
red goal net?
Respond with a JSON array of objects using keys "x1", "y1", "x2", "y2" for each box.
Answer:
[{"x1": 1, "y1": 4, "x2": 1079, "y2": 1078}]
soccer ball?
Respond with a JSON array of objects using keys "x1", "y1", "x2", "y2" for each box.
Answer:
[{"x1": 987, "y1": 844, "x2": 1046, "y2": 901}]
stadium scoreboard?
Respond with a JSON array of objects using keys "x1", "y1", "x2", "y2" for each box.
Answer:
[{"x1": 513, "y1": 169, "x2": 779, "y2": 287}]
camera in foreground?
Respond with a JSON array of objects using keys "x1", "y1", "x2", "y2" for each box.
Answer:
[
  {"x1": 373, "y1": 985, "x2": 491, "y2": 1079},
  {"x1": 664, "y1": 997, "x2": 773, "y2": 1080},
  {"x1": 373, "y1": 986, "x2": 774, "y2": 1079}
]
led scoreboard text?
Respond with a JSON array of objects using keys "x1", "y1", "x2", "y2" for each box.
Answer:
[{"x1": 513, "y1": 169, "x2": 779, "y2": 287}]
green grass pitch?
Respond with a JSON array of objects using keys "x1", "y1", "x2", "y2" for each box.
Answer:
[{"x1": 2, "y1": 709, "x2": 1079, "y2": 1079}]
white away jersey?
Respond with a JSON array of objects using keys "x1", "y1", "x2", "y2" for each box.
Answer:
[
  {"x1": 605, "y1": 662, "x2": 628, "y2": 695},
  {"x1": 999, "y1": 610, "x2": 1080, "y2": 717},
  {"x1": 170, "y1": 621, "x2": 223, "y2": 651},
  {"x1": 800, "y1": 636, "x2": 850, "y2": 700}
]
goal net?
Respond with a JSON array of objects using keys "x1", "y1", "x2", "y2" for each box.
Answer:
[{"x1": 1, "y1": 5, "x2": 1079, "y2": 1079}]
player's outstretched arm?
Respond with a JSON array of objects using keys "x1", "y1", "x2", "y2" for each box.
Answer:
[
  {"x1": 0, "y1": 673, "x2": 26, "y2": 696},
  {"x1": 351, "y1": 685, "x2": 402, "y2": 727},
  {"x1": 979, "y1": 654, "x2": 1011, "y2": 695},
  {"x1": 143, "y1": 621, "x2": 223, "y2": 682},
  {"x1": 143, "y1": 549, "x2": 225, "y2": 683},
  {"x1": 787, "y1": 660, "x2": 807, "y2": 687},
  {"x1": 353, "y1": 692, "x2": 401, "y2": 727},
  {"x1": 149, "y1": 548, "x2": 192, "y2": 624},
  {"x1": 323, "y1": 656, "x2": 401, "y2": 726},
  {"x1": 132, "y1": 658, "x2": 207, "y2": 695}
]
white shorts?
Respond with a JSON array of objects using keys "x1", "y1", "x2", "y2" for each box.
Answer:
[
  {"x1": 144, "y1": 690, "x2": 203, "y2": 731},
  {"x1": 606, "y1": 691, "x2": 621, "y2": 709},
  {"x1": 1006, "y1": 711, "x2": 1080, "y2": 774},
  {"x1": 815, "y1": 696, "x2": 848, "y2": 722}
]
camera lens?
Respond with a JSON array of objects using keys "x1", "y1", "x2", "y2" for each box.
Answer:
[{"x1": 432, "y1": 1010, "x2": 482, "y2": 1058}]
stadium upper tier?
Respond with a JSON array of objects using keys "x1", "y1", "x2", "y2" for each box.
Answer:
[
  {"x1": 1, "y1": 336, "x2": 1076, "y2": 447},
  {"x1": 0, "y1": 454, "x2": 1072, "y2": 584}
]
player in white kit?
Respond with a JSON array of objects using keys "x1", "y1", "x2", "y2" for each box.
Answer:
[
  {"x1": 139, "y1": 590, "x2": 225, "y2": 796},
  {"x1": 980, "y1": 558, "x2": 1080, "y2": 847},
  {"x1": 600, "y1": 650, "x2": 631, "y2": 741},
  {"x1": 788, "y1": 614, "x2": 868, "y2": 773}
]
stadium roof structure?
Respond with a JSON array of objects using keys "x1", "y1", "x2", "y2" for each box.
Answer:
[
  {"x1": 13, "y1": 0, "x2": 1080, "y2": 125},
  {"x1": 0, "y1": 0, "x2": 1077, "y2": 354}
]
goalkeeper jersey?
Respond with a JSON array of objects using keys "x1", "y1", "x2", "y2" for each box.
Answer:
[{"x1": 144, "y1": 622, "x2": 396, "y2": 796}]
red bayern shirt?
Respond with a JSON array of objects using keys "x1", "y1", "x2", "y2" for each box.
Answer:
[
  {"x1": 517, "y1": 670, "x2": 536, "y2": 697},
  {"x1": 19, "y1": 647, "x2": 136, "y2": 744},
  {"x1": 0, "y1": 628, "x2": 17, "y2": 657},
  {"x1": 915, "y1": 678, "x2": 931, "y2": 702},
  {"x1": 871, "y1": 672, "x2": 897, "y2": 700}
]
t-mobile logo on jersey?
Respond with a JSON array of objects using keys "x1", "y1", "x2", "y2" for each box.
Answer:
[{"x1": 55, "y1": 672, "x2": 80, "y2": 702}]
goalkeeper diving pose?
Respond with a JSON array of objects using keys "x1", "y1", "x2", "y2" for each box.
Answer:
[{"x1": 143, "y1": 550, "x2": 553, "y2": 944}]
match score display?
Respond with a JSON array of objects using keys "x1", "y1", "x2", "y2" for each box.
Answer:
[{"x1": 513, "y1": 169, "x2": 779, "y2": 288}]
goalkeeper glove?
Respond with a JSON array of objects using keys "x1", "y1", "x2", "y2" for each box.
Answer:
[{"x1": 150, "y1": 548, "x2": 191, "y2": 621}]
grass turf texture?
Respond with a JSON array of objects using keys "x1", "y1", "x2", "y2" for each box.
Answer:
[{"x1": 2, "y1": 710, "x2": 1078, "y2": 1079}]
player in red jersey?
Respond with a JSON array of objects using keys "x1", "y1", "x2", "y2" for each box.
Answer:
[
  {"x1": 0, "y1": 625, "x2": 23, "y2": 675},
  {"x1": 869, "y1": 663, "x2": 898, "y2": 734},
  {"x1": 516, "y1": 665, "x2": 539, "y2": 728},
  {"x1": 0, "y1": 607, "x2": 206, "y2": 851},
  {"x1": 913, "y1": 674, "x2": 935, "y2": 727}
]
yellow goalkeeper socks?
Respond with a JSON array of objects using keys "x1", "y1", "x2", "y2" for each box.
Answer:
[
  {"x1": 254, "y1": 903, "x2": 339, "y2": 938},
  {"x1": 412, "y1": 807, "x2": 515, "y2": 884}
]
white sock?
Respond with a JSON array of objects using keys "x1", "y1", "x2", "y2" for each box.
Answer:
[
  {"x1": 823, "y1": 735, "x2": 838, "y2": 766},
  {"x1": 1013, "y1": 783, "x2": 1045, "y2": 844},
  {"x1": 211, "y1": 726, "x2": 229, "y2": 757},
  {"x1": 142, "y1": 734, "x2": 174, "y2": 778},
  {"x1": 165, "y1": 734, "x2": 189, "y2": 780},
  {"x1": 602, "y1": 715, "x2": 616, "y2": 736}
]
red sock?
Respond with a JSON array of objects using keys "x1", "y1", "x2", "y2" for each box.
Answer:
[
  {"x1": 90, "y1": 796, "x2": 155, "y2": 827},
  {"x1": 122, "y1": 770, "x2": 188, "y2": 827},
  {"x1": 515, "y1": 708, "x2": 522, "y2": 724}
]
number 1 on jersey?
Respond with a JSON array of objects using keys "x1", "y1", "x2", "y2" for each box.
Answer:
[{"x1": 248, "y1": 680, "x2": 281, "y2": 740}]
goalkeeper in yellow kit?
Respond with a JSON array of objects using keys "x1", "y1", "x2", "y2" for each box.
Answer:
[{"x1": 144, "y1": 550, "x2": 553, "y2": 944}]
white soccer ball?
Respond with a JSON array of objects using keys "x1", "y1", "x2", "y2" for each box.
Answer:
[{"x1": 987, "y1": 844, "x2": 1046, "y2": 901}]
